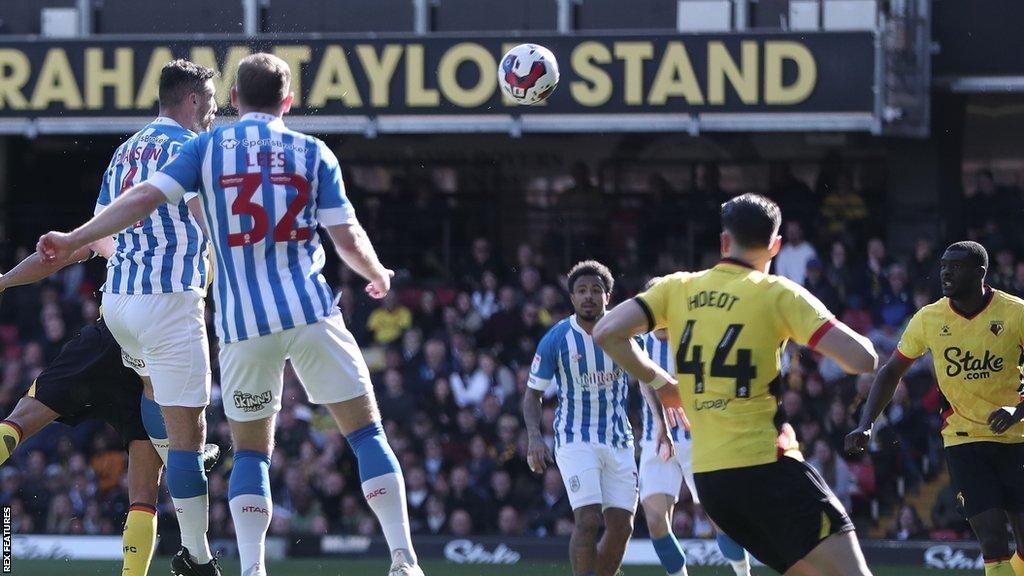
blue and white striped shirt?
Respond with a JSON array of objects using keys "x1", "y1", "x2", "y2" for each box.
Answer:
[
  {"x1": 96, "y1": 117, "x2": 208, "y2": 295},
  {"x1": 149, "y1": 113, "x2": 357, "y2": 344},
  {"x1": 640, "y1": 332, "x2": 688, "y2": 443},
  {"x1": 528, "y1": 315, "x2": 633, "y2": 449}
]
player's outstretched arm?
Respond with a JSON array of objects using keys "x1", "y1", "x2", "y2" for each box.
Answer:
[
  {"x1": 812, "y1": 320, "x2": 879, "y2": 374},
  {"x1": 593, "y1": 300, "x2": 677, "y2": 389},
  {"x1": 0, "y1": 237, "x2": 114, "y2": 293},
  {"x1": 326, "y1": 223, "x2": 395, "y2": 300},
  {"x1": 844, "y1": 353, "x2": 912, "y2": 455},
  {"x1": 38, "y1": 183, "x2": 166, "y2": 262}
]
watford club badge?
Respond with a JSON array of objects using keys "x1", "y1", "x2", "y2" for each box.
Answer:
[{"x1": 991, "y1": 320, "x2": 1004, "y2": 336}]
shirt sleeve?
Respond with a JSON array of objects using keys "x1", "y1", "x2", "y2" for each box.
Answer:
[
  {"x1": 94, "y1": 154, "x2": 118, "y2": 216},
  {"x1": 896, "y1": 310, "x2": 928, "y2": 361},
  {"x1": 315, "y1": 141, "x2": 358, "y2": 227},
  {"x1": 528, "y1": 329, "x2": 559, "y2": 391},
  {"x1": 777, "y1": 279, "x2": 837, "y2": 347},
  {"x1": 148, "y1": 135, "x2": 205, "y2": 204},
  {"x1": 635, "y1": 274, "x2": 679, "y2": 332}
]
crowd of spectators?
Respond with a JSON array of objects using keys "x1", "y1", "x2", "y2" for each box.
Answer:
[{"x1": 0, "y1": 164, "x2": 1015, "y2": 545}]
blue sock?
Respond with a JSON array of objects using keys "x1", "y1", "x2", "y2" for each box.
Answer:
[
  {"x1": 652, "y1": 534, "x2": 687, "y2": 574},
  {"x1": 229, "y1": 450, "x2": 271, "y2": 498},
  {"x1": 346, "y1": 421, "x2": 400, "y2": 481},
  {"x1": 716, "y1": 532, "x2": 747, "y2": 562},
  {"x1": 139, "y1": 397, "x2": 167, "y2": 439},
  {"x1": 229, "y1": 451, "x2": 272, "y2": 575},
  {"x1": 166, "y1": 450, "x2": 206, "y2": 498},
  {"x1": 167, "y1": 449, "x2": 212, "y2": 562}
]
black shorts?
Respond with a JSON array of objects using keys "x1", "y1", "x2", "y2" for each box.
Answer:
[
  {"x1": 694, "y1": 456, "x2": 855, "y2": 574},
  {"x1": 945, "y1": 441, "x2": 1024, "y2": 518},
  {"x1": 29, "y1": 319, "x2": 147, "y2": 448}
]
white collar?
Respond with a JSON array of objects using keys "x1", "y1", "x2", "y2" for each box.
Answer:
[
  {"x1": 152, "y1": 116, "x2": 185, "y2": 129},
  {"x1": 241, "y1": 112, "x2": 285, "y2": 127},
  {"x1": 569, "y1": 315, "x2": 589, "y2": 336}
]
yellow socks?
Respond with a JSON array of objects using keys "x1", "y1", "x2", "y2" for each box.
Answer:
[
  {"x1": 122, "y1": 503, "x2": 157, "y2": 576},
  {"x1": 1011, "y1": 552, "x2": 1024, "y2": 576},
  {"x1": 0, "y1": 421, "x2": 23, "y2": 466},
  {"x1": 987, "y1": 559, "x2": 1016, "y2": 576}
]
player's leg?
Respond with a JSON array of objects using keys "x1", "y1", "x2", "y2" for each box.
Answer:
[
  {"x1": 227, "y1": 416, "x2": 276, "y2": 576},
  {"x1": 945, "y1": 443, "x2": 1017, "y2": 576},
  {"x1": 138, "y1": 377, "x2": 170, "y2": 463},
  {"x1": 291, "y1": 315, "x2": 420, "y2": 573},
  {"x1": 571, "y1": 504, "x2": 604, "y2": 576},
  {"x1": 0, "y1": 396, "x2": 58, "y2": 464},
  {"x1": 1006, "y1": 512, "x2": 1024, "y2": 575},
  {"x1": 997, "y1": 443, "x2": 1024, "y2": 576},
  {"x1": 107, "y1": 291, "x2": 216, "y2": 568},
  {"x1": 2, "y1": 324, "x2": 117, "y2": 464},
  {"x1": 555, "y1": 443, "x2": 605, "y2": 575},
  {"x1": 712, "y1": 522, "x2": 751, "y2": 576},
  {"x1": 643, "y1": 494, "x2": 687, "y2": 576},
  {"x1": 965, "y1": 509, "x2": 1016, "y2": 576},
  {"x1": 795, "y1": 530, "x2": 871, "y2": 576},
  {"x1": 639, "y1": 442, "x2": 687, "y2": 576},
  {"x1": 122, "y1": 438, "x2": 163, "y2": 576},
  {"x1": 595, "y1": 445, "x2": 638, "y2": 576},
  {"x1": 219, "y1": 332, "x2": 288, "y2": 576},
  {"x1": 597, "y1": 507, "x2": 634, "y2": 576}
]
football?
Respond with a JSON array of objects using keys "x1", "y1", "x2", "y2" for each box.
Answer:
[{"x1": 498, "y1": 43, "x2": 559, "y2": 105}]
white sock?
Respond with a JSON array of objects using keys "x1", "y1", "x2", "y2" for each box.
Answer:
[
  {"x1": 669, "y1": 567, "x2": 689, "y2": 576},
  {"x1": 149, "y1": 436, "x2": 169, "y2": 465},
  {"x1": 731, "y1": 559, "x2": 751, "y2": 576},
  {"x1": 362, "y1": 472, "x2": 417, "y2": 565},
  {"x1": 172, "y1": 494, "x2": 212, "y2": 563},
  {"x1": 230, "y1": 494, "x2": 272, "y2": 576}
]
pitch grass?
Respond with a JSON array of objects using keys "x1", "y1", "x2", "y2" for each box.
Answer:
[{"x1": 12, "y1": 558, "x2": 975, "y2": 575}]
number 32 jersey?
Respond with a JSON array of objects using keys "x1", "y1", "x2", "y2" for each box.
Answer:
[
  {"x1": 150, "y1": 112, "x2": 357, "y2": 344},
  {"x1": 635, "y1": 259, "x2": 836, "y2": 473}
]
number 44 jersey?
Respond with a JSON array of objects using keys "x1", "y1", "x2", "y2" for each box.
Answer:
[
  {"x1": 635, "y1": 258, "x2": 837, "y2": 473},
  {"x1": 149, "y1": 112, "x2": 357, "y2": 344}
]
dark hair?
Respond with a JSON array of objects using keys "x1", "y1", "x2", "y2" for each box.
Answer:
[
  {"x1": 236, "y1": 53, "x2": 291, "y2": 109},
  {"x1": 945, "y1": 240, "x2": 989, "y2": 269},
  {"x1": 567, "y1": 260, "x2": 614, "y2": 294},
  {"x1": 158, "y1": 59, "x2": 216, "y2": 109},
  {"x1": 720, "y1": 193, "x2": 782, "y2": 249}
]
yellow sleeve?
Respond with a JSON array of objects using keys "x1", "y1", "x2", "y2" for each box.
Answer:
[
  {"x1": 896, "y1": 310, "x2": 928, "y2": 360},
  {"x1": 777, "y1": 280, "x2": 836, "y2": 347},
  {"x1": 399, "y1": 308, "x2": 412, "y2": 330},
  {"x1": 635, "y1": 275, "x2": 678, "y2": 331}
]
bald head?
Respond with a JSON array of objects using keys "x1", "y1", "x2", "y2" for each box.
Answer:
[{"x1": 236, "y1": 53, "x2": 291, "y2": 110}]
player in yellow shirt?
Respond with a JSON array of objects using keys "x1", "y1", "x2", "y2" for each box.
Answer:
[
  {"x1": 594, "y1": 194, "x2": 878, "y2": 576},
  {"x1": 847, "y1": 241, "x2": 1024, "y2": 576}
]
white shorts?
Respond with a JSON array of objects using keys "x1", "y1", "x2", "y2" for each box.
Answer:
[
  {"x1": 554, "y1": 442, "x2": 638, "y2": 513},
  {"x1": 219, "y1": 313, "x2": 372, "y2": 422},
  {"x1": 639, "y1": 437, "x2": 699, "y2": 504},
  {"x1": 101, "y1": 291, "x2": 211, "y2": 408}
]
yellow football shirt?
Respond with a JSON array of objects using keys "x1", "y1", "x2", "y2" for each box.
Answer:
[
  {"x1": 896, "y1": 289, "x2": 1024, "y2": 447},
  {"x1": 637, "y1": 259, "x2": 835, "y2": 473}
]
